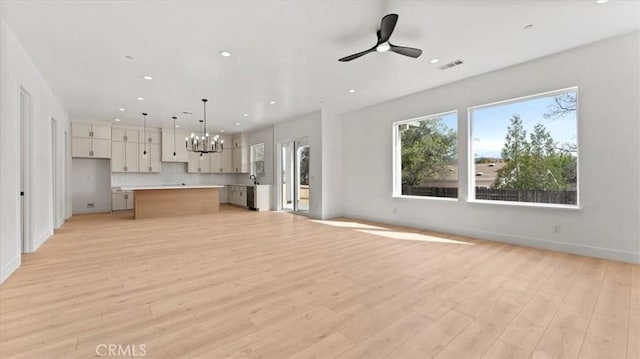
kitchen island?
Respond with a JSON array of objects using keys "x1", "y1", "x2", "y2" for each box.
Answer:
[{"x1": 120, "y1": 185, "x2": 225, "y2": 219}]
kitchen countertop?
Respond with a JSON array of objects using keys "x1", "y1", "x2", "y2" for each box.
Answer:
[{"x1": 120, "y1": 185, "x2": 226, "y2": 191}]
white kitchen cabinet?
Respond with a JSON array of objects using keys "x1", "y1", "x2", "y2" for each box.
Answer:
[
  {"x1": 111, "y1": 141, "x2": 139, "y2": 172},
  {"x1": 248, "y1": 185, "x2": 272, "y2": 211},
  {"x1": 72, "y1": 122, "x2": 112, "y2": 158},
  {"x1": 71, "y1": 138, "x2": 91, "y2": 158},
  {"x1": 112, "y1": 190, "x2": 134, "y2": 211},
  {"x1": 187, "y1": 151, "x2": 211, "y2": 173},
  {"x1": 139, "y1": 143, "x2": 161, "y2": 172},
  {"x1": 210, "y1": 152, "x2": 222, "y2": 173},
  {"x1": 227, "y1": 185, "x2": 247, "y2": 207},
  {"x1": 92, "y1": 139, "x2": 111, "y2": 158},
  {"x1": 139, "y1": 129, "x2": 161, "y2": 144},
  {"x1": 72, "y1": 122, "x2": 111, "y2": 139},
  {"x1": 161, "y1": 128, "x2": 188, "y2": 162},
  {"x1": 232, "y1": 134, "x2": 247, "y2": 149},
  {"x1": 72, "y1": 137, "x2": 111, "y2": 158},
  {"x1": 231, "y1": 134, "x2": 248, "y2": 173},
  {"x1": 221, "y1": 150, "x2": 233, "y2": 173},
  {"x1": 232, "y1": 148, "x2": 248, "y2": 173},
  {"x1": 112, "y1": 127, "x2": 139, "y2": 142}
]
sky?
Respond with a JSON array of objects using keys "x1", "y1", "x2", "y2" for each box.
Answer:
[{"x1": 432, "y1": 93, "x2": 578, "y2": 159}]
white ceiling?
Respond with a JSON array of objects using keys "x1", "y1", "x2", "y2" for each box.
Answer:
[{"x1": 1, "y1": 0, "x2": 639, "y2": 133}]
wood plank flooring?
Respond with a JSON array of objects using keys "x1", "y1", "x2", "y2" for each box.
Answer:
[{"x1": 0, "y1": 206, "x2": 637, "y2": 358}]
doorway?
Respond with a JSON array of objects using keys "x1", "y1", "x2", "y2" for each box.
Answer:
[
  {"x1": 279, "y1": 138, "x2": 310, "y2": 214},
  {"x1": 20, "y1": 88, "x2": 31, "y2": 253}
]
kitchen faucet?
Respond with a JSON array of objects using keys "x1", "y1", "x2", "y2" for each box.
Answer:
[{"x1": 249, "y1": 175, "x2": 258, "y2": 185}]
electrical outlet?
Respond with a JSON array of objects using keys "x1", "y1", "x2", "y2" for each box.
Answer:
[
  {"x1": 553, "y1": 224, "x2": 561, "y2": 234},
  {"x1": 392, "y1": 207, "x2": 398, "y2": 214}
]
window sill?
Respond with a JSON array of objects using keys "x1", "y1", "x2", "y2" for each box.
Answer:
[
  {"x1": 392, "y1": 195, "x2": 459, "y2": 202},
  {"x1": 468, "y1": 199, "x2": 581, "y2": 210}
]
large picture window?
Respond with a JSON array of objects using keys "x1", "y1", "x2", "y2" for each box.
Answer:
[
  {"x1": 470, "y1": 88, "x2": 578, "y2": 206},
  {"x1": 394, "y1": 111, "x2": 458, "y2": 198}
]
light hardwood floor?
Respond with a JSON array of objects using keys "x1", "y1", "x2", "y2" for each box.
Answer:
[{"x1": 0, "y1": 206, "x2": 638, "y2": 358}]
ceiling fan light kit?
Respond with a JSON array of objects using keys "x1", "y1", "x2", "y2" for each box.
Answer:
[{"x1": 339, "y1": 13, "x2": 423, "y2": 62}]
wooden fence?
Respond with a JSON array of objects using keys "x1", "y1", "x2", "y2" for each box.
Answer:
[{"x1": 403, "y1": 186, "x2": 577, "y2": 205}]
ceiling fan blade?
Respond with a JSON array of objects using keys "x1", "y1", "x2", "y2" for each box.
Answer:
[
  {"x1": 390, "y1": 45, "x2": 423, "y2": 58},
  {"x1": 379, "y1": 14, "x2": 398, "y2": 43},
  {"x1": 338, "y1": 47, "x2": 376, "y2": 62}
]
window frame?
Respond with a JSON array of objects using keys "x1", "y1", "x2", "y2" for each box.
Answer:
[
  {"x1": 250, "y1": 143, "x2": 265, "y2": 178},
  {"x1": 392, "y1": 110, "x2": 459, "y2": 201},
  {"x1": 467, "y1": 86, "x2": 580, "y2": 209}
]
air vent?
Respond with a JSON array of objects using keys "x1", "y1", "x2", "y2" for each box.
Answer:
[{"x1": 438, "y1": 59, "x2": 464, "y2": 70}]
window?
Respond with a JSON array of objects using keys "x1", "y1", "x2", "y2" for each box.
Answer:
[
  {"x1": 250, "y1": 143, "x2": 265, "y2": 177},
  {"x1": 394, "y1": 111, "x2": 458, "y2": 198},
  {"x1": 469, "y1": 88, "x2": 578, "y2": 206}
]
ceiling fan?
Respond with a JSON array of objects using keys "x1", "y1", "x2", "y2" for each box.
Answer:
[{"x1": 338, "y1": 14, "x2": 423, "y2": 62}]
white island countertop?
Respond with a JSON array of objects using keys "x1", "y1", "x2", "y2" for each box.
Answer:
[{"x1": 120, "y1": 185, "x2": 226, "y2": 191}]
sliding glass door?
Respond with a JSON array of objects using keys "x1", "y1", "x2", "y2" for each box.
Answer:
[{"x1": 279, "y1": 138, "x2": 309, "y2": 214}]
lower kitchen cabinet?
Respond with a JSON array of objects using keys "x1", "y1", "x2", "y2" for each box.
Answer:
[
  {"x1": 227, "y1": 185, "x2": 247, "y2": 207},
  {"x1": 112, "y1": 190, "x2": 134, "y2": 211}
]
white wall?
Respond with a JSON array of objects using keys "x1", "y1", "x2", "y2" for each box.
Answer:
[
  {"x1": 1, "y1": 16, "x2": 70, "y2": 283},
  {"x1": 341, "y1": 31, "x2": 640, "y2": 263},
  {"x1": 273, "y1": 111, "x2": 323, "y2": 218},
  {"x1": 321, "y1": 110, "x2": 343, "y2": 219},
  {"x1": 71, "y1": 159, "x2": 111, "y2": 214}
]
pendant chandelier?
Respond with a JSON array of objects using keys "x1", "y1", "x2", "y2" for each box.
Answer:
[{"x1": 185, "y1": 99, "x2": 223, "y2": 156}]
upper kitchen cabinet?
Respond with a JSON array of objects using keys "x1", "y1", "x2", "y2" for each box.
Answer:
[
  {"x1": 231, "y1": 134, "x2": 248, "y2": 173},
  {"x1": 139, "y1": 143, "x2": 161, "y2": 172},
  {"x1": 139, "y1": 129, "x2": 161, "y2": 144},
  {"x1": 72, "y1": 122, "x2": 111, "y2": 140},
  {"x1": 71, "y1": 122, "x2": 111, "y2": 158},
  {"x1": 232, "y1": 134, "x2": 247, "y2": 149},
  {"x1": 188, "y1": 151, "x2": 211, "y2": 173},
  {"x1": 161, "y1": 128, "x2": 188, "y2": 163},
  {"x1": 111, "y1": 141, "x2": 139, "y2": 172},
  {"x1": 112, "y1": 127, "x2": 139, "y2": 143}
]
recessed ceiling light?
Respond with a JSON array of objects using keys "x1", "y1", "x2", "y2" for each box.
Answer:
[
  {"x1": 235, "y1": 122, "x2": 241, "y2": 126},
  {"x1": 243, "y1": 113, "x2": 249, "y2": 117},
  {"x1": 175, "y1": 125, "x2": 179, "y2": 128},
  {"x1": 523, "y1": 24, "x2": 534, "y2": 30},
  {"x1": 136, "y1": 97, "x2": 144, "y2": 101},
  {"x1": 269, "y1": 100, "x2": 276, "y2": 105},
  {"x1": 596, "y1": 0, "x2": 609, "y2": 3},
  {"x1": 348, "y1": 89, "x2": 356, "y2": 93},
  {"x1": 119, "y1": 107, "x2": 125, "y2": 111},
  {"x1": 143, "y1": 75, "x2": 153, "y2": 80},
  {"x1": 114, "y1": 118, "x2": 121, "y2": 122},
  {"x1": 430, "y1": 58, "x2": 440, "y2": 64},
  {"x1": 220, "y1": 50, "x2": 231, "y2": 57}
]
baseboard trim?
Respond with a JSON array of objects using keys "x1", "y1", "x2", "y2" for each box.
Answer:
[
  {"x1": 31, "y1": 229, "x2": 53, "y2": 253},
  {"x1": 0, "y1": 255, "x2": 21, "y2": 284},
  {"x1": 343, "y1": 211, "x2": 640, "y2": 264}
]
